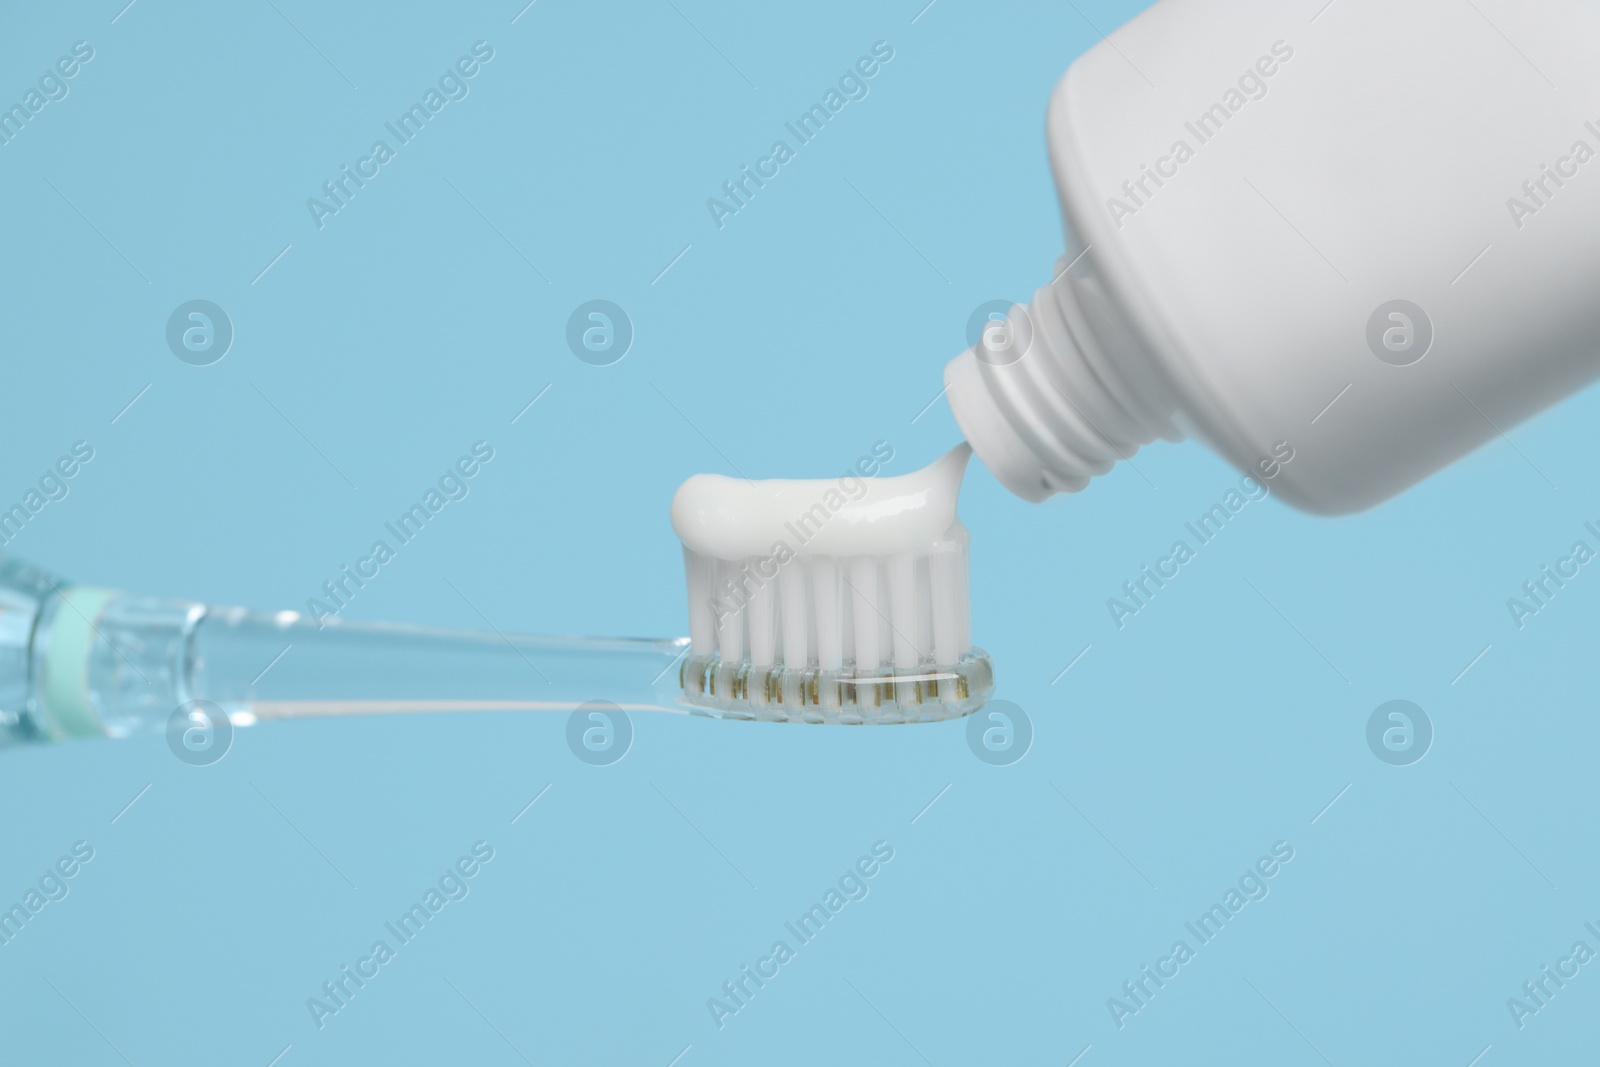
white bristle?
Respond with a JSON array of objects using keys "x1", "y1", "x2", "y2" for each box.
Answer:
[
  {"x1": 684, "y1": 547, "x2": 714, "y2": 656},
  {"x1": 712, "y1": 558, "x2": 744, "y2": 664},
  {"x1": 746, "y1": 571, "x2": 776, "y2": 668},
  {"x1": 849, "y1": 557, "x2": 882, "y2": 670},
  {"x1": 929, "y1": 539, "x2": 964, "y2": 667},
  {"x1": 887, "y1": 554, "x2": 918, "y2": 670},
  {"x1": 779, "y1": 564, "x2": 808, "y2": 669},
  {"x1": 811, "y1": 557, "x2": 842, "y2": 670}
]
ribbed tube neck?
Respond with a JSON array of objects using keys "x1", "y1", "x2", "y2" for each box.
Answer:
[{"x1": 945, "y1": 251, "x2": 1181, "y2": 501}]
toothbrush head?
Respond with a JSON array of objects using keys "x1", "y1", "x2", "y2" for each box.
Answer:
[{"x1": 670, "y1": 445, "x2": 993, "y2": 724}]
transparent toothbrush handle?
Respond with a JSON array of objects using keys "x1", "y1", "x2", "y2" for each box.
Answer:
[
  {"x1": 186, "y1": 605, "x2": 691, "y2": 726},
  {"x1": 8, "y1": 575, "x2": 689, "y2": 745}
]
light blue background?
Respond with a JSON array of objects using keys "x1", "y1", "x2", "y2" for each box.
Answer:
[{"x1": 1, "y1": 0, "x2": 1596, "y2": 1064}]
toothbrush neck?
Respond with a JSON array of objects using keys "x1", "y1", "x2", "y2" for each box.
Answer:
[
  {"x1": 193, "y1": 611, "x2": 688, "y2": 724},
  {"x1": 4, "y1": 576, "x2": 689, "y2": 745},
  {"x1": 944, "y1": 248, "x2": 1181, "y2": 501}
]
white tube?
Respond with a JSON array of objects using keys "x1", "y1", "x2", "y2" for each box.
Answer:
[{"x1": 947, "y1": 0, "x2": 1600, "y2": 514}]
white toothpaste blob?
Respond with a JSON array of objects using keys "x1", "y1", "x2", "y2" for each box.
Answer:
[{"x1": 670, "y1": 444, "x2": 971, "y2": 560}]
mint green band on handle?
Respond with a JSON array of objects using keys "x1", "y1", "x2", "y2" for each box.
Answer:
[{"x1": 40, "y1": 585, "x2": 117, "y2": 739}]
